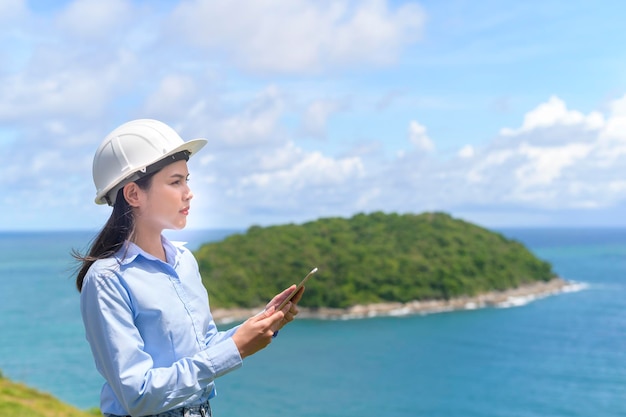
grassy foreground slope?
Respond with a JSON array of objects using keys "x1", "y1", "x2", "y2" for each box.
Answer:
[
  {"x1": 0, "y1": 372, "x2": 100, "y2": 417},
  {"x1": 195, "y1": 212, "x2": 555, "y2": 309}
]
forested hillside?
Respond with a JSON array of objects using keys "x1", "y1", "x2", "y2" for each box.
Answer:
[{"x1": 195, "y1": 212, "x2": 554, "y2": 309}]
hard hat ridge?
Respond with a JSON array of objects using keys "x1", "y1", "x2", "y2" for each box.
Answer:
[{"x1": 92, "y1": 119, "x2": 207, "y2": 206}]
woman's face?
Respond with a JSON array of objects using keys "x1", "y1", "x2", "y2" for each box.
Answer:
[{"x1": 136, "y1": 160, "x2": 194, "y2": 232}]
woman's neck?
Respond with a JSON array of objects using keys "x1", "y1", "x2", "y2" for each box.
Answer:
[{"x1": 131, "y1": 228, "x2": 166, "y2": 262}]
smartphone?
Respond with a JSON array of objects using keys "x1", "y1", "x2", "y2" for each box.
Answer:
[{"x1": 276, "y1": 267, "x2": 318, "y2": 310}]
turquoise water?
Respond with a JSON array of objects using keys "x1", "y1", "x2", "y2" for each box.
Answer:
[{"x1": 0, "y1": 228, "x2": 625, "y2": 416}]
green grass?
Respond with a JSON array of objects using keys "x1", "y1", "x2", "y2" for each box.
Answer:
[{"x1": 0, "y1": 373, "x2": 100, "y2": 417}]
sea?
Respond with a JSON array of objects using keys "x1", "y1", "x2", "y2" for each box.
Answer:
[{"x1": 1, "y1": 228, "x2": 625, "y2": 417}]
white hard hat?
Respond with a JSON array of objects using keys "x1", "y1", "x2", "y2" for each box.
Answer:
[{"x1": 92, "y1": 119, "x2": 207, "y2": 205}]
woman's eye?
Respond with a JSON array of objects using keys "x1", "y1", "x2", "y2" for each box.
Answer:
[{"x1": 171, "y1": 177, "x2": 189, "y2": 185}]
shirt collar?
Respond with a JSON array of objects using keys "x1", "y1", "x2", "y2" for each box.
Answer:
[{"x1": 115, "y1": 235, "x2": 184, "y2": 267}]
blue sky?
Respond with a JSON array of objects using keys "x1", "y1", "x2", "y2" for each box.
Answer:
[{"x1": 2, "y1": 0, "x2": 626, "y2": 231}]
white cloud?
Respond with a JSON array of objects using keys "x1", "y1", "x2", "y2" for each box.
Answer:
[
  {"x1": 408, "y1": 120, "x2": 434, "y2": 151},
  {"x1": 256, "y1": 141, "x2": 303, "y2": 171},
  {"x1": 191, "y1": 140, "x2": 367, "y2": 225},
  {"x1": 0, "y1": 69, "x2": 118, "y2": 121},
  {"x1": 500, "y1": 95, "x2": 604, "y2": 136},
  {"x1": 0, "y1": 0, "x2": 26, "y2": 22},
  {"x1": 599, "y1": 94, "x2": 626, "y2": 143},
  {"x1": 216, "y1": 86, "x2": 285, "y2": 146},
  {"x1": 455, "y1": 95, "x2": 626, "y2": 210},
  {"x1": 142, "y1": 75, "x2": 201, "y2": 118},
  {"x1": 239, "y1": 149, "x2": 364, "y2": 190},
  {"x1": 465, "y1": 149, "x2": 514, "y2": 183},
  {"x1": 167, "y1": 0, "x2": 425, "y2": 73},
  {"x1": 514, "y1": 142, "x2": 592, "y2": 187},
  {"x1": 300, "y1": 98, "x2": 346, "y2": 138},
  {"x1": 458, "y1": 144, "x2": 475, "y2": 158},
  {"x1": 56, "y1": 0, "x2": 133, "y2": 39}
]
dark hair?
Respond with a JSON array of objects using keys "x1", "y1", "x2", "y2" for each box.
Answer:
[{"x1": 73, "y1": 174, "x2": 153, "y2": 292}]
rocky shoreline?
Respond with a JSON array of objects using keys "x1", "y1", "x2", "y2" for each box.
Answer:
[{"x1": 210, "y1": 277, "x2": 578, "y2": 325}]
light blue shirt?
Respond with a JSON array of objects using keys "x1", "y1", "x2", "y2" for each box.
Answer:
[{"x1": 80, "y1": 236, "x2": 242, "y2": 416}]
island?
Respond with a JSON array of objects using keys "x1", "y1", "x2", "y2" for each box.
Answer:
[{"x1": 194, "y1": 211, "x2": 569, "y2": 323}]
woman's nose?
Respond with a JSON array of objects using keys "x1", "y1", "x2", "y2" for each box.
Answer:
[{"x1": 184, "y1": 185, "x2": 193, "y2": 201}]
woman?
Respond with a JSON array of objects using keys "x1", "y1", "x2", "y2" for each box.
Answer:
[{"x1": 75, "y1": 119, "x2": 302, "y2": 417}]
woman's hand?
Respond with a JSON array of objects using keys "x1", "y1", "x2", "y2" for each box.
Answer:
[
  {"x1": 232, "y1": 285, "x2": 305, "y2": 359},
  {"x1": 232, "y1": 306, "x2": 285, "y2": 359},
  {"x1": 266, "y1": 285, "x2": 304, "y2": 330}
]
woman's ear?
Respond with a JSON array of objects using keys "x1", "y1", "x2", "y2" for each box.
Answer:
[{"x1": 123, "y1": 182, "x2": 142, "y2": 208}]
